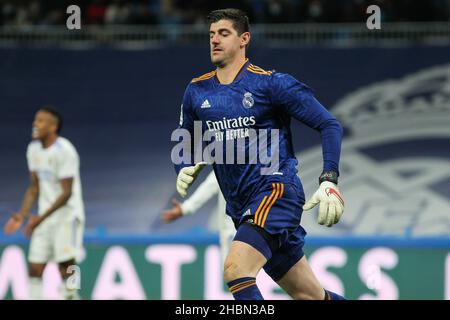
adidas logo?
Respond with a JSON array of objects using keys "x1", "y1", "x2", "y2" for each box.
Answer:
[{"x1": 201, "y1": 99, "x2": 211, "y2": 108}]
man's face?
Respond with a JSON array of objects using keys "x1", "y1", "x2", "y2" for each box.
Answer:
[
  {"x1": 209, "y1": 19, "x2": 247, "y2": 67},
  {"x1": 32, "y1": 111, "x2": 57, "y2": 140}
]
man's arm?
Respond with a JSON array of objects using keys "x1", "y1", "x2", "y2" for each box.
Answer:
[
  {"x1": 181, "y1": 170, "x2": 220, "y2": 215},
  {"x1": 40, "y1": 177, "x2": 73, "y2": 221},
  {"x1": 162, "y1": 171, "x2": 220, "y2": 222},
  {"x1": 3, "y1": 172, "x2": 39, "y2": 234},
  {"x1": 24, "y1": 177, "x2": 73, "y2": 237},
  {"x1": 270, "y1": 73, "x2": 343, "y2": 174},
  {"x1": 43, "y1": 145, "x2": 78, "y2": 220},
  {"x1": 172, "y1": 84, "x2": 207, "y2": 197},
  {"x1": 18, "y1": 172, "x2": 39, "y2": 218},
  {"x1": 24, "y1": 145, "x2": 78, "y2": 236},
  {"x1": 173, "y1": 85, "x2": 196, "y2": 175},
  {"x1": 270, "y1": 73, "x2": 344, "y2": 227}
]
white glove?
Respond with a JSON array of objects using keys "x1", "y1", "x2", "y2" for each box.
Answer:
[
  {"x1": 303, "y1": 181, "x2": 344, "y2": 227},
  {"x1": 176, "y1": 162, "x2": 207, "y2": 198}
]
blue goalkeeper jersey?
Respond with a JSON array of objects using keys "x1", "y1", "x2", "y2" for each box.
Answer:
[{"x1": 174, "y1": 59, "x2": 343, "y2": 220}]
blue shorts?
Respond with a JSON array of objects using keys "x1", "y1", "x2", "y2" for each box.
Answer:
[{"x1": 233, "y1": 181, "x2": 307, "y2": 282}]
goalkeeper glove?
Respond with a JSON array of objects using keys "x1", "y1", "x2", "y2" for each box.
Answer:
[
  {"x1": 176, "y1": 162, "x2": 207, "y2": 198},
  {"x1": 303, "y1": 172, "x2": 344, "y2": 227}
]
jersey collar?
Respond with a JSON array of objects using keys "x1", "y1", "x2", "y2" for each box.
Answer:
[{"x1": 214, "y1": 58, "x2": 250, "y2": 86}]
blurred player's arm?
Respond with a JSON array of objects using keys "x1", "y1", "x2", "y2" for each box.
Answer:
[
  {"x1": 173, "y1": 84, "x2": 207, "y2": 198},
  {"x1": 270, "y1": 73, "x2": 344, "y2": 227},
  {"x1": 25, "y1": 148, "x2": 77, "y2": 236},
  {"x1": 38, "y1": 177, "x2": 73, "y2": 221},
  {"x1": 24, "y1": 177, "x2": 73, "y2": 237},
  {"x1": 162, "y1": 171, "x2": 220, "y2": 222},
  {"x1": 4, "y1": 143, "x2": 40, "y2": 234},
  {"x1": 3, "y1": 171, "x2": 39, "y2": 234}
]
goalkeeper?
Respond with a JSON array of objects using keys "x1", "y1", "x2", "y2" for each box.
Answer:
[{"x1": 172, "y1": 9, "x2": 346, "y2": 300}]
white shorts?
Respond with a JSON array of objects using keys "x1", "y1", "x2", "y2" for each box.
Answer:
[{"x1": 28, "y1": 216, "x2": 84, "y2": 264}]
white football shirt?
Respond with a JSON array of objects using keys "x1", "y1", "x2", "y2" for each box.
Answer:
[{"x1": 26, "y1": 137, "x2": 85, "y2": 222}]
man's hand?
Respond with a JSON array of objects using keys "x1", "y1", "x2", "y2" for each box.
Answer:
[
  {"x1": 176, "y1": 162, "x2": 207, "y2": 198},
  {"x1": 303, "y1": 181, "x2": 344, "y2": 227},
  {"x1": 24, "y1": 215, "x2": 44, "y2": 237},
  {"x1": 161, "y1": 198, "x2": 183, "y2": 223},
  {"x1": 3, "y1": 213, "x2": 25, "y2": 235}
]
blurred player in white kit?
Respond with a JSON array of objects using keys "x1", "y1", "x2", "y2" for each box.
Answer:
[
  {"x1": 162, "y1": 171, "x2": 234, "y2": 264},
  {"x1": 3, "y1": 107, "x2": 85, "y2": 300}
]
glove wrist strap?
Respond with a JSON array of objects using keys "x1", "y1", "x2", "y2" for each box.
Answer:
[{"x1": 319, "y1": 171, "x2": 339, "y2": 185}]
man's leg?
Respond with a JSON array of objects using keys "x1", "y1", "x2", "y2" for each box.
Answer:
[
  {"x1": 28, "y1": 263, "x2": 46, "y2": 300},
  {"x1": 54, "y1": 217, "x2": 83, "y2": 300},
  {"x1": 224, "y1": 239, "x2": 267, "y2": 300},
  {"x1": 276, "y1": 255, "x2": 325, "y2": 300},
  {"x1": 58, "y1": 259, "x2": 80, "y2": 300},
  {"x1": 276, "y1": 255, "x2": 345, "y2": 300},
  {"x1": 28, "y1": 222, "x2": 50, "y2": 300}
]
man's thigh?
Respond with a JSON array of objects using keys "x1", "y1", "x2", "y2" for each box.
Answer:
[
  {"x1": 53, "y1": 217, "x2": 84, "y2": 264},
  {"x1": 276, "y1": 255, "x2": 324, "y2": 300},
  {"x1": 28, "y1": 221, "x2": 53, "y2": 264}
]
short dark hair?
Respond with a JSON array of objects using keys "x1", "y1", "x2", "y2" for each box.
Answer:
[
  {"x1": 206, "y1": 8, "x2": 250, "y2": 35},
  {"x1": 39, "y1": 106, "x2": 63, "y2": 134}
]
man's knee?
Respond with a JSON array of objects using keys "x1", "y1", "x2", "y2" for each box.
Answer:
[
  {"x1": 29, "y1": 263, "x2": 45, "y2": 278},
  {"x1": 223, "y1": 239, "x2": 268, "y2": 283},
  {"x1": 223, "y1": 257, "x2": 259, "y2": 283},
  {"x1": 58, "y1": 259, "x2": 76, "y2": 278},
  {"x1": 223, "y1": 259, "x2": 242, "y2": 283}
]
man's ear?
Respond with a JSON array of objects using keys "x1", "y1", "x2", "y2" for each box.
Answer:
[
  {"x1": 241, "y1": 32, "x2": 250, "y2": 48},
  {"x1": 51, "y1": 121, "x2": 58, "y2": 135}
]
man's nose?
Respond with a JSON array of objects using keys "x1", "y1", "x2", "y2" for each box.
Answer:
[{"x1": 211, "y1": 34, "x2": 220, "y2": 44}]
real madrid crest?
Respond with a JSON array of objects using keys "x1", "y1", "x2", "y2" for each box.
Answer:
[{"x1": 242, "y1": 92, "x2": 254, "y2": 109}]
